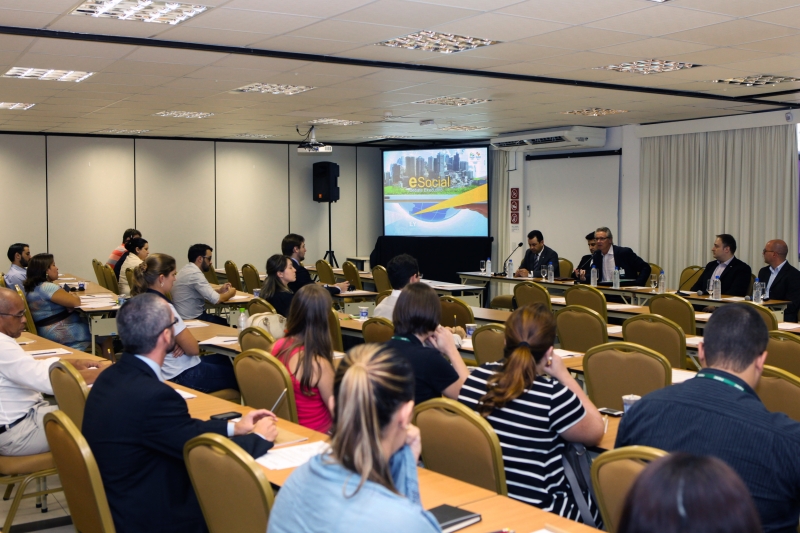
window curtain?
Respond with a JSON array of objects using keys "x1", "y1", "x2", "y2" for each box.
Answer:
[
  {"x1": 490, "y1": 150, "x2": 510, "y2": 299},
  {"x1": 640, "y1": 124, "x2": 798, "y2": 288}
]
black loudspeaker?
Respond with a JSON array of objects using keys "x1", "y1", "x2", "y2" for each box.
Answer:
[{"x1": 312, "y1": 162, "x2": 340, "y2": 203}]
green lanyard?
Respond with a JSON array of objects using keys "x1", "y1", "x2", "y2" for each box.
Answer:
[
  {"x1": 695, "y1": 372, "x2": 746, "y2": 393},
  {"x1": 391, "y1": 336, "x2": 411, "y2": 342}
]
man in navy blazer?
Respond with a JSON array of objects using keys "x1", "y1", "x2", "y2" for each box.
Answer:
[
  {"x1": 691, "y1": 234, "x2": 752, "y2": 297},
  {"x1": 576, "y1": 227, "x2": 651, "y2": 286},
  {"x1": 83, "y1": 294, "x2": 278, "y2": 533},
  {"x1": 759, "y1": 239, "x2": 800, "y2": 322},
  {"x1": 281, "y1": 233, "x2": 349, "y2": 296},
  {"x1": 515, "y1": 230, "x2": 561, "y2": 278}
]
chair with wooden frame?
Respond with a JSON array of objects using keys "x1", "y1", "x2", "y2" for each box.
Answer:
[
  {"x1": 232, "y1": 349, "x2": 298, "y2": 423},
  {"x1": 224, "y1": 260, "x2": 244, "y2": 292},
  {"x1": 315, "y1": 260, "x2": 336, "y2": 285},
  {"x1": 678, "y1": 266, "x2": 704, "y2": 291},
  {"x1": 92, "y1": 259, "x2": 107, "y2": 288},
  {"x1": 0, "y1": 274, "x2": 6, "y2": 289},
  {"x1": 238, "y1": 326, "x2": 276, "y2": 354},
  {"x1": 43, "y1": 410, "x2": 115, "y2": 533},
  {"x1": 440, "y1": 296, "x2": 474, "y2": 329},
  {"x1": 564, "y1": 285, "x2": 607, "y2": 322},
  {"x1": 375, "y1": 290, "x2": 393, "y2": 306},
  {"x1": 514, "y1": 282, "x2": 551, "y2": 312},
  {"x1": 101, "y1": 264, "x2": 119, "y2": 295},
  {"x1": 49, "y1": 361, "x2": 90, "y2": 430},
  {"x1": 241, "y1": 264, "x2": 261, "y2": 295},
  {"x1": 15, "y1": 285, "x2": 37, "y2": 335},
  {"x1": 371, "y1": 265, "x2": 392, "y2": 293},
  {"x1": 342, "y1": 261, "x2": 363, "y2": 291},
  {"x1": 755, "y1": 365, "x2": 800, "y2": 422},
  {"x1": 472, "y1": 324, "x2": 506, "y2": 365},
  {"x1": 328, "y1": 308, "x2": 344, "y2": 352},
  {"x1": 0, "y1": 448, "x2": 62, "y2": 532},
  {"x1": 203, "y1": 267, "x2": 220, "y2": 285},
  {"x1": 125, "y1": 268, "x2": 135, "y2": 294},
  {"x1": 583, "y1": 342, "x2": 672, "y2": 411},
  {"x1": 413, "y1": 398, "x2": 507, "y2": 495},
  {"x1": 590, "y1": 445, "x2": 669, "y2": 533},
  {"x1": 558, "y1": 258, "x2": 573, "y2": 279},
  {"x1": 647, "y1": 293, "x2": 696, "y2": 336},
  {"x1": 648, "y1": 263, "x2": 662, "y2": 282},
  {"x1": 765, "y1": 331, "x2": 800, "y2": 378},
  {"x1": 489, "y1": 294, "x2": 514, "y2": 310},
  {"x1": 738, "y1": 300, "x2": 778, "y2": 331},
  {"x1": 362, "y1": 317, "x2": 394, "y2": 344},
  {"x1": 184, "y1": 433, "x2": 275, "y2": 533},
  {"x1": 747, "y1": 273, "x2": 756, "y2": 297},
  {"x1": 247, "y1": 297, "x2": 277, "y2": 316},
  {"x1": 622, "y1": 314, "x2": 687, "y2": 369},
  {"x1": 554, "y1": 305, "x2": 607, "y2": 353}
]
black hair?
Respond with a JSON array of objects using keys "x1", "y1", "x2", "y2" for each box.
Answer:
[
  {"x1": 7, "y1": 243, "x2": 28, "y2": 263},
  {"x1": 703, "y1": 304, "x2": 768, "y2": 372},
  {"x1": 281, "y1": 234, "x2": 304, "y2": 257},
  {"x1": 527, "y1": 230, "x2": 544, "y2": 242},
  {"x1": 187, "y1": 244, "x2": 212, "y2": 263},
  {"x1": 585, "y1": 232, "x2": 595, "y2": 241},
  {"x1": 716, "y1": 234, "x2": 737, "y2": 254},
  {"x1": 23, "y1": 253, "x2": 54, "y2": 293},
  {"x1": 392, "y1": 283, "x2": 440, "y2": 337},
  {"x1": 124, "y1": 237, "x2": 148, "y2": 254},
  {"x1": 122, "y1": 228, "x2": 141, "y2": 243},
  {"x1": 386, "y1": 254, "x2": 419, "y2": 290}
]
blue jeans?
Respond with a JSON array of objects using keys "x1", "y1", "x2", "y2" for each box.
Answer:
[{"x1": 169, "y1": 354, "x2": 238, "y2": 393}]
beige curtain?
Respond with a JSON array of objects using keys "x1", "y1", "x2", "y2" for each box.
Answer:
[
  {"x1": 640, "y1": 124, "x2": 798, "y2": 288},
  {"x1": 490, "y1": 150, "x2": 510, "y2": 299}
]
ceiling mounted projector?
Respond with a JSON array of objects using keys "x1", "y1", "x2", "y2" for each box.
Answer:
[{"x1": 297, "y1": 125, "x2": 332, "y2": 153}]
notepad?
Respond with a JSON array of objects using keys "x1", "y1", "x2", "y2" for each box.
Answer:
[
  {"x1": 550, "y1": 296, "x2": 566, "y2": 305},
  {"x1": 256, "y1": 440, "x2": 330, "y2": 470},
  {"x1": 695, "y1": 312, "x2": 712, "y2": 320},
  {"x1": 554, "y1": 348, "x2": 582, "y2": 358},
  {"x1": 607, "y1": 303, "x2": 640, "y2": 311},
  {"x1": 174, "y1": 389, "x2": 196, "y2": 399},
  {"x1": 427, "y1": 504, "x2": 481, "y2": 533},
  {"x1": 183, "y1": 321, "x2": 210, "y2": 328},
  {"x1": 198, "y1": 336, "x2": 238, "y2": 345},
  {"x1": 28, "y1": 348, "x2": 71, "y2": 357},
  {"x1": 607, "y1": 325, "x2": 623, "y2": 334},
  {"x1": 779, "y1": 322, "x2": 800, "y2": 331}
]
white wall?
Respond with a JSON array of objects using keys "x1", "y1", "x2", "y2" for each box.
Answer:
[{"x1": 356, "y1": 147, "x2": 383, "y2": 257}]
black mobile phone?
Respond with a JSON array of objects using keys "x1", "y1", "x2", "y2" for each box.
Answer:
[
  {"x1": 598, "y1": 407, "x2": 624, "y2": 417},
  {"x1": 210, "y1": 411, "x2": 241, "y2": 421}
]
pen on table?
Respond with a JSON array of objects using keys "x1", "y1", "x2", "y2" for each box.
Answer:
[
  {"x1": 270, "y1": 388, "x2": 287, "y2": 413},
  {"x1": 32, "y1": 351, "x2": 58, "y2": 356},
  {"x1": 485, "y1": 529, "x2": 513, "y2": 533}
]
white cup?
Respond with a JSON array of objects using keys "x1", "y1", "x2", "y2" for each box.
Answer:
[
  {"x1": 359, "y1": 306, "x2": 369, "y2": 320},
  {"x1": 465, "y1": 323, "x2": 477, "y2": 337}
]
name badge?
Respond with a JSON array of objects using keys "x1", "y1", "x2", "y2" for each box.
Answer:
[{"x1": 619, "y1": 269, "x2": 626, "y2": 276}]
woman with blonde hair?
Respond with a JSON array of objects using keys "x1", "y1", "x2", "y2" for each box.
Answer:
[{"x1": 267, "y1": 344, "x2": 440, "y2": 533}]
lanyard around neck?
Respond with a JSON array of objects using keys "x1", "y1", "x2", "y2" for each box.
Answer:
[{"x1": 695, "y1": 372, "x2": 745, "y2": 393}]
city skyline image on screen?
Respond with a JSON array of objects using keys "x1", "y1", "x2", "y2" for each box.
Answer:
[{"x1": 383, "y1": 147, "x2": 488, "y2": 237}]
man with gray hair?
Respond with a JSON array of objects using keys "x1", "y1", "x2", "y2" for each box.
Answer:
[
  {"x1": 575, "y1": 226, "x2": 650, "y2": 286},
  {"x1": 83, "y1": 293, "x2": 277, "y2": 533}
]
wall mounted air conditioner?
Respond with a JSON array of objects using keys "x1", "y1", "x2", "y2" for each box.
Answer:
[{"x1": 490, "y1": 126, "x2": 606, "y2": 152}]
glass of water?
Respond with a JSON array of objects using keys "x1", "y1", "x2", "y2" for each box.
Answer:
[
  {"x1": 650, "y1": 274, "x2": 658, "y2": 293},
  {"x1": 707, "y1": 279, "x2": 714, "y2": 295},
  {"x1": 540, "y1": 266, "x2": 547, "y2": 279},
  {"x1": 480, "y1": 260, "x2": 486, "y2": 273}
]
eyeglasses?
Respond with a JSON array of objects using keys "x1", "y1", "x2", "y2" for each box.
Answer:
[
  {"x1": 161, "y1": 318, "x2": 179, "y2": 333},
  {"x1": 0, "y1": 311, "x2": 25, "y2": 319},
  {"x1": 763, "y1": 249, "x2": 774, "y2": 254},
  {"x1": 595, "y1": 237, "x2": 609, "y2": 241}
]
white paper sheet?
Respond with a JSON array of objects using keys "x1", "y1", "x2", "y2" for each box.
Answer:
[
  {"x1": 229, "y1": 294, "x2": 250, "y2": 301},
  {"x1": 175, "y1": 389, "x2": 196, "y2": 399},
  {"x1": 460, "y1": 338, "x2": 473, "y2": 351},
  {"x1": 256, "y1": 441, "x2": 330, "y2": 470},
  {"x1": 778, "y1": 322, "x2": 800, "y2": 331},
  {"x1": 335, "y1": 290, "x2": 375, "y2": 297},
  {"x1": 672, "y1": 369, "x2": 697, "y2": 383},
  {"x1": 28, "y1": 348, "x2": 71, "y2": 357},
  {"x1": 606, "y1": 304, "x2": 640, "y2": 311},
  {"x1": 554, "y1": 348, "x2": 582, "y2": 358},
  {"x1": 685, "y1": 336, "x2": 703, "y2": 347},
  {"x1": 183, "y1": 320, "x2": 210, "y2": 328},
  {"x1": 695, "y1": 313, "x2": 712, "y2": 320},
  {"x1": 722, "y1": 297, "x2": 745, "y2": 302},
  {"x1": 198, "y1": 336, "x2": 238, "y2": 346},
  {"x1": 80, "y1": 302, "x2": 120, "y2": 310},
  {"x1": 607, "y1": 325, "x2": 623, "y2": 334},
  {"x1": 550, "y1": 297, "x2": 566, "y2": 305}
]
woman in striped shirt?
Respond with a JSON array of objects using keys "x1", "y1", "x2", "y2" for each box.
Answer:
[{"x1": 459, "y1": 303, "x2": 605, "y2": 524}]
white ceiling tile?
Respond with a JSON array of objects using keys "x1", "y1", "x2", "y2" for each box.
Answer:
[
  {"x1": 329, "y1": 44, "x2": 441, "y2": 63},
  {"x1": 498, "y1": 0, "x2": 648, "y2": 25},
  {"x1": 465, "y1": 42, "x2": 572, "y2": 61},
  {"x1": 286, "y1": 20, "x2": 417, "y2": 43},
  {"x1": 251, "y1": 36, "x2": 360, "y2": 55},
  {"x1": 433, "y1": 13, "x2": 568, "y2": 42},
  {"x1": 666, "y1": 20, "x2": 800, "y2": 46},
  {"x1": 595, "y1": 37, "x2": 714, "y2": 57},
  {"x1": 223, "y1": 0, "x2": 374, "y2": 18},
  {"x1": 737, "y1": 34, "x2": 800, "y2": 54},
  {"x1": 156, "y1": 27, "x2": 267, "y2": 47},
  {"x1": 180, "y1": 8, "x2": 320, "y2": 34},
  {"x1": 406, "y1": 0, "x2": 521, "y2": 9},
  {"x1": 753, "y1": 6, "x2": 800, "y2": 29},
  {"x1": 518, "y1": 27, "x2": 645, "y2": 51},
  {"x1": 122, "y1": 48, "x2": 228, "y2": 66},
  {"x1": 102, "y1": 60, "x2": 202, "y2": 77},
  {"x1": 676, "y1": 0, "x2": 800, "y2": 18},
  {"x1": 0, "y1": 0, "x2": 78, "y2": 13},
  {"x1": 48, "y1": 16, "x2": 167, "y2": 38},
  {"x1": 185, "y1": 66, "x2": 285, "y2": 82},
  {"x1": 335, "y1": 0, "x2": 477, "y2": 27},
  {"x1": 723, "y1": 55, "x2": 800, "y2": 74},
  {"x1": 210, "y1": 55, "x2": 311, "y2": 72},
  {"x1": 11, "y1": 53, "x2": 116, "y2": 71},
  {"x1": 0, "y1": 8, "x2": 61, "y2": 27},
  {"x1": 414, "y1": 54, "x2": 519, "y2": 70},
  {"x1": 588, "y1": 6, "x2": 733, "y2": 37},
  {"x1": 480, "y1": 62, "x2": 582, "y2": 76},
  {"x1": 668, "y1": 47, "x2": 777, "y2": 66},
  {"x1": 28, "y1": 38, "x2": 134, "y2": 59}
]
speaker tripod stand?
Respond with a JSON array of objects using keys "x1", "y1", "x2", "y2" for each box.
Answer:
[{"x1": 323, "y1": 200, "x2": 338, "y2": 268}]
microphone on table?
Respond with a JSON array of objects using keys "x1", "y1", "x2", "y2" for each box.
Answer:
[
  {"x1": 744, "y1": 296, "x2": 752, "y2": 301},
  {"x1": 499, "y1": 242, "x2": 524, "y2": 276}
]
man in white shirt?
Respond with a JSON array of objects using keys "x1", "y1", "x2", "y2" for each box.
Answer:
[
  {"x1": 374, "y1": 254, "x2": 420, "y2": 320},
  {"x1": 4, "y1": 243, "x2": 30, "y2": 291},
  {"x1": 171, "y1": 244, "x2": 236, "y2": 324},
  {"x1": 0, "y1": 287, "x2": 107, "y2": 456}
]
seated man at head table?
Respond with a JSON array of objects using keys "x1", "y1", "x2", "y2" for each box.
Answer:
[
  {"x1": 759, "y1": 239, "x2": 800, "y2": 323},
  {"x1": 373, "y1": 253, "x2": 420, "y2": 320},
  {"x1": 170, "y1": 243, "x2": 236, "y2": 325},
  {"x1": 515, "y1": 230, "x2": 560, "y2": 278},
  {"x1": 282, "y1": 233, "x2": 349, "y2": 296},
  {"x1": 82, "y1": 294, "x2": 277, "y2": 533},
  {"x1": 616, "y1": 303, "x2": 800, "y2": 533},
  {"x1": 690, "y1": 233, "x2": 752, "y2": 297},
  {"x1": 575, "y1": 226, "x2": 650, "y2": 286},
  {"x1": 4, "y1": 242, "x2": 30, "y2": 291},
  {"x1": 106, "y1": 228, "x2": 141, "y2": 268},
  {"x1": 0, "y1": 287, "x2": 108, "y2": 456},
  {"x1": 572, "y1": 232, "x2": 596, "y2": 282}
]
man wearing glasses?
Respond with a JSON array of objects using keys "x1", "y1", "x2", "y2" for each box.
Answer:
[
  {"x1": 575, "y1": 226, "x2": 651, "y2": 287},
  {"x1": 0, "y1": 287, "x2": 107, "y2": 456},
  {"x1": 758, "y1": 239, "x2": 800, "y2": 323},
  {"x1": 171, "y1": 243, "x2": 236, "y2": 325}
]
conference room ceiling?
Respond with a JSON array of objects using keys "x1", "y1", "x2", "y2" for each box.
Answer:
[{"x1": 0, "y1": 0, "x2": 800, "y2": 143}]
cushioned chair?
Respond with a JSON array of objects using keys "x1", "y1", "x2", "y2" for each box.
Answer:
[
  {"x1": 43, "y1": 410, "x2": 116, "y2": 533},
  {"x1": 755, "y1": 365, "x2": 800, "y2": 422},
  {"x1": 238, "y1": 326, "x2": 276, "y2": 354},
  {"x1": 92, "y1": 259, "x2": 107, "y2": 288},
  {"x1": 564, "y1": 285, "x2": 607, "y2": 322},
  {"x1": 584, "y1": 341, "x2": 672, "y2": 411},
  {"x1": 328, "y1": 308, "x2": 344, "y2": 352},
  {"x1": 472, "y1": 324, "x2": 506, "y2": 365},
  {"x1": 765, "y1": 331, "x2": 800, "y2": 378},
  {"x1": 362, "y1": 317, "x2": 394, "y2": 344},
  {"x1": 233, "y1": 349, "x2": 298, "y2": 423},
  {"x1": 371, "y1": 265, "x2": 392, "y2": 293},
  {"x1": 15, "y1": 285, "x2": 37, "y2": 335},
  {"x1": 224, "y1": 260, "x2": 243, "y2": 292},
  {"x1": 124, "y1": 268, "x2": 135, "y2": 293},
  {"x1": 375, "y1": 290, "x2": 393, "y2": 306},
  {"x1": 590, "y1": 445, "x2": 669, "y2": 533},
  {"x1": 101, "y1": 264, "x2": 119, "y2": 295},
  {"x1": 342, "y1": 261, "x2": 363, "y2": 291},
  {"x1": 738, "y1": 300, "x2": 778, "y2": 330},
  {"x1": 49, "y1": 361, "x2": 90, "y2": 430},
  {"x1": 241, "y1": 264, "x2": 261, "y2": 295},
  {"x1": 0, "y1": 451, "x2": 61, "y2": 533},
  {"x1": 315, "y1": 260, "x2": 336, "y2": 285},
  {"x1": 514, "y1": 282, "x2": 551, "y2": 312},
  {"x1": 203, "y1": 267, "x2": 220, "y2": 285},
  {"x1": 558, "y1": 258, "x2": 573, "y2": 279},
  {"x1": 678, "y1": 266, "x2": 703, "y2": 291},
  {"x1": 489, "y1": 294, "x2": 514, "y2": 310},
  {"x1": 440, "y1": 296, "x2": 474, "y2": 329},
  {"x1": 247, "y1": 297, "x2": 277, "y2": 316},
  {"x1": 413, "y1": 398, "x2": 506, "y2": 495},
  {"x1": 648, "y1": 263, "x2": 662, "y2": 282},
  {"x1": 208, "y1": 388, "x2": 241, "y2": 404},
  {"x1": 747, "y1": 273, "x2": 756, "y2": 297},
  {"x1": 554, "y1": 305, "x2": 607, "y2": 353},
  {"x1": 184, "y1": 433, "x2": 275, "y2": 533},
  {"x1": 623, "y1": 314, "x2": 687, "y2": 369},
  {"x1": 0, "y1": 274, "x2": 4, "y2": 289},
  {"x1": 647, "y1": 293, "x2": 696, "y2": 335}
]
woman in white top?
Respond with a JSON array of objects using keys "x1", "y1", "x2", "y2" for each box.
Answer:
[
  {"x1": 117, "y1": 237, "x2": 149, "y2": 297},
  {"x1": 130, "y1": 253, "x2": 239, "y2": 393}
]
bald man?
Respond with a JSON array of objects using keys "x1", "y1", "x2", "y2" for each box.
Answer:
[
  {"x1": 758, "y1": 239, "x2": 800, "y2": 323},
  {"x1": 0, "y1": 287, "x2": 107, "y2": 455}
]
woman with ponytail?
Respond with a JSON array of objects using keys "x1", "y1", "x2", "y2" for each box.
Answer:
[
  {"x1": 459, "y1": 303, "x2": 604, "y2": 523},
  {"x1": 267, "y1": 344, "x2": 440, "y2": 533},
  {"x1": 130, "y1": 253, "x2": 238, "y2": 394}
]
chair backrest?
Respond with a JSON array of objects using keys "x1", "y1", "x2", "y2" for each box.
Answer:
[
  {"x1": 766, "y1": 331, "x2": 800, "y2": 378},
  {"x1": 554, "y1": 305, "x2": 607, "y2": 353},
  {"x1": 439, "y1": 296, "x2": 474, "y2": 329},
  {"x1": 238, "y1": 326, "x2": 276, "y2": 354},
  {"x1": 184, "y1": 433, "x2": 274, "y2": 533},
  {"x1": 371, "y1": 265, "x2": 392, "y2": 293},
  {"x1": 738, "y1": 301, "x2": 778, "y2": 330},
  {"x1": 647, "y1": 293, "x2": 696, "y2": 335},
  {"x1": 756, "y1": 365, "x2": 800, "y2": 422},
  {"x1": 101, "y1": 265, "x2": 119, "y2": 294},
  {"x1": 678, "y1": 265, "x2": 703, "y2": 291},
  {"x1": 315, "y1": 260, "x2": 336, "y2": 285},
  {"x1": 328, "y1": 308, "x2": 344, "y2": 352},
  {"x1": 241, "y1": 264, "x2": 261, "y2": 295},
  {"x1": 747, "y1": 273, "x2": 756, "y2": 297},
  {"x1": 622, "y1": 314, "x2": 686, "y2": 369},
  {"x1": 590, "y1": 445, "x2": 669, "y2": 533},
  {"x1": 124, "y1": 269, "x2": 135, "y2": 294},
  {"x1": 341, "y1": 261, "x2": 363, "y2": 291},
  {"x1": 558, "y1": 257, "x2": 573, "y2": 278},
  {"x1": 472, "y1": 324, "x2": 506, "y2": 365},
  {"x1": 375, "y1": 289, "x2": 393, "y2": 306},
  {"x1": 413, "y1": 398, "x2": 506, "y2": 495},
  {"x1": 362, "y1": 317, "x2": 394, "y2": 344},
  {"x1": 43, "y1": 411, "x2": 116, "y2": 533},
  {"x1": 247, "y1": 297, "x2": 277, "y2": 316},
  {"x1": 232, "y1": 349, "x2": 298, "y2": 423},
  {"x1": 92, "y1": 259, "x2": 107, "y2": 288},
  {"x1": 0, "y1": 274, "x2": 4, "y2": 289},
  {"x1": 14, "y1": 285, "x2": 37, "y2": 335},
  {"x1": 513, "y1": 282, "x2": 551, "y2": 312},
  {"x1": 49, "y1": 361, "x2": 90, "y2": 430},
  {"x1": 648, "y1": 263, "x2": 662, "y2": 281},
  {"x1": 203, "y1": 267, "x2": 220, "y2": 285},
  {"x1": 564, "y1": 285, "x2": 607, "y2": 322},
  {"x1": 224, "y1": 260, "x2": 243, "y2": 291},
  {"x1": 584, "y1": 341, "x2": 672, "y2": 411}
]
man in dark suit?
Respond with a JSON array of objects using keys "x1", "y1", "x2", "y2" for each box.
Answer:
[
  {"x1": 83, "y1": 294, "x2": 277, "y2": 533},
  {"x1": 576, "y1": 227, "x2": 651, "y2": 286},
  {"x1": 515, "y1": 230, "x2": 560, "y2": 277},
  {"x1": 691, "y1": 234, "x2": 752, "y2": 297},
  {"x1": 281, "y1": 233, "x2": 348, "y2": 296},
  {"x1": 572, "y1": 231, "x2": 596, "y2": 282},
  {"x1": 759, "y1": 239, "x2": 800, "y2": 323}
]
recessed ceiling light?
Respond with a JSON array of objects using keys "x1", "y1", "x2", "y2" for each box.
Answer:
[
  {"x1": 232, "y1": 83, "x2": 316, "y2": 95},
  {"x1": 71, "y1": 0, "x2": 207, "y2": 25},
  {"x1": 563, "y1": 108, "x2": 628, "y2": 116},
  {"x1": 308, "y1": 118, "x2": 363, "y2": 126},
  {"x1": 366, "y1": 135, "x2": 414, "y2": 139},
  {"x1": 647, "y1": 0, "x2": 671, "y2": 3},
  {"x1": 3, "y1": 67, "x2": 93, "y2": 82},
  {"x1": 231, "y1": 133, "x2": 278, "y2": 139},
  {"x1": 376, "y1": 30, "x2": 499, "y2": 54},
  {"x1": 97, "y1": 128, "x2": 150, "y2": 134},
  {"x1": 595, "y1": 59, "x2": 699, "y2": 75},
  {"x1": 413, "y1": 97, "x2": 490, "y2": 106},
  {"x1": 711, "y1": 74, "x2": 800, "y2": 87},
  {"x1": 0, "y1": 102, "x2": 35, "y2": 110},
  {"x1": 154, "y1": 110, "x2": 213, "y2": 118},
  {"x1": 437, "y1": 125, "x2": 489, "y2": 131}
]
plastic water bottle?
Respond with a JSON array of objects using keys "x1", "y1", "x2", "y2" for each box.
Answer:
[
  {"x1": 658, "y1": 270, "x2": 666, "y2": 294},
  {"x1": 712, "y1": 276, "x2": 721, "y2": 300},
  {"x1": 547, "y1": 262, "x2": 554, "y2": 282},
  {"x1": 612, "y1": 267, "x2": 620, "y2": 289},
  {"x1": 753, "y1": 277, "x2": 762, "y2": 304},
  {"x1": 590, "y1": 265, "x2": 598, "y2": 286},
  {"x1": 486, "y1": 258, "x2": 492, "y2": 275},
  {"x1": 507, "y1": 258, "x2": 513, "y2": 278},
  {"x1": 237, "y1": 307, "x2": 248, "y2": 330}
]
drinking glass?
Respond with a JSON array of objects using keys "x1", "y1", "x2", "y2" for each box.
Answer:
[
  {"x1": 479, "y1": 260, "x2": 486, "y2": 274},
  {"x1": 650, "y1": 274, "x2": 658, "y2": 293},
  {"x1": 540, "y1": 266, "x2": 547, "y2": 279},
  {"x1": 707, "y1": 279, "x2": 714, "y2": 295}
]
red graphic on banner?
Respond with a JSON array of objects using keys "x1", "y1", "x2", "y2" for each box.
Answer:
[
  {"x1": 511, "y1": 212, "x2": 519, "y2": 224},
  {"x1": 510, "y1": 200, "x2": 519, "y2": 212},
  {"x1": 510, "y1": 188, "x2": 519, "y2": 199}
]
